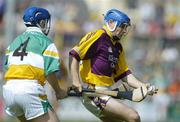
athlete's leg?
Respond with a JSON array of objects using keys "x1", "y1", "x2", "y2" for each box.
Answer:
[
  {"x1": 27, "y1": 109, "x2": 59, "y2": 122},
  {"x1": 100, "y1": 98, "x2": 140, "y2": 122}
]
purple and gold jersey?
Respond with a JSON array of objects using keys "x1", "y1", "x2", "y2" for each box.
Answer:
[{"x1": 69, "y1": 26, "x2": 131, "y2": 86}]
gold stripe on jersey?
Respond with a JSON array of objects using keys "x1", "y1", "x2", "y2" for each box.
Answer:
[
  {"x1": 114, "y1": 50, "x2": 129, "y2": 78},
  {"x1": 89, "y1": 73, "x2": 114, "y2": 86},
  {"x1": 73, "y1": 30, "x2": 104, "y2": 59},
  {"x1": 80, "y1": 60, "x2": 114, "y2": 86},
  {"x1": 79, "y1": 60, "x2": 129, "y2": 86},
  {"x1": 4, "y1": 65, "x2": 46, "y2": 85},
  {"x1": 43, "y1": 50, "x2": 59, "y2": 58},
  {"x1": 79, "y1": 60, "x2": 91, "y2": 82}
]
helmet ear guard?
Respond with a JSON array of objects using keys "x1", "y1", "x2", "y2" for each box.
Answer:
[{"x1": 106, "y1": 20, "x2": 118, "y2": 32}]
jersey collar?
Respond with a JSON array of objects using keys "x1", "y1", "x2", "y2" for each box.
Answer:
[{"x1": 26, "y1": 27, "x2": 43, "y2": 34}]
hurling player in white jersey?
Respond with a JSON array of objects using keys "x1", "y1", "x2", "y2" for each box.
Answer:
[{"x1": 3, "y1": 6, "x2": 67, "y2": 122}]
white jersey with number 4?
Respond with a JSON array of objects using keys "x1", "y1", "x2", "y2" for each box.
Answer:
[
  {"x1": 4, "y1": 27, "x2": 60, "y2": 85},
  {"x1": 3, "y1": 27, "x2": 60, "y2": 120}
]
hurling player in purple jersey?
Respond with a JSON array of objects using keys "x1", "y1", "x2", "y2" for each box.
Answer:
[{"x1": 69, "y1": 9, "x2": 157, "y2": 122}]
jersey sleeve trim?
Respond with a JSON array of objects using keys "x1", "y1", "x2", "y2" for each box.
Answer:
[
  {"x1": 69, "y1": 49, "x2": 81, "y2": 61},
  {"x1": 43, "y1": 43, "x2": 59, "y2": 59},
  {"x1": 43, "y1": 50, "x2": 59, "y2": 59},
  {"x1": 114, "y1": 70, "x2": 132, "y2": 82}
]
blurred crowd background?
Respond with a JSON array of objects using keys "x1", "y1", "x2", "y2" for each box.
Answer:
[{"x1": 0, "y1": 0, "x2": 179, "y2": 122}]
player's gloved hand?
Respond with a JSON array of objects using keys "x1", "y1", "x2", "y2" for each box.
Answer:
[
  {"x1": 145, "y1": 83, "x2": 158, "y2": 96},
  {"x1": 132, "y1": 85, "x2": 148, "y2": 102},
  {"x1": 71, "y1": 82, "x2": 82, "y2": 93}
]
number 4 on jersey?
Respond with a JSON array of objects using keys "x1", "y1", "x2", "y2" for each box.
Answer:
[{"x1": 13, "y1": 37, "x2": 29, "y2": 61}]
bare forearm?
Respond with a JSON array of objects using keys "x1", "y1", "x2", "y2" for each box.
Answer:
[
  {"x1": 46, "y1": 72, "x2": 67, "y2": 99},
  {"x1": 46, "y1": 72, "x2": 61, "y2": 93},
  {"x1": 71, "y1": 57, "x2": 81, "y2": 85},
  {"x1": 70, "y1": 57, "x2": 83, "y2": 92},
  {"x1": 122, "y1": 74, "x2": 146, "y2": 88},
  {"x1": 121, "y1": 74, "x2": 158, "y2": 96}
]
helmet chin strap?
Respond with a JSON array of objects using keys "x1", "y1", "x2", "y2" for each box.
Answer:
[
  {"x1": 113, "y1": 32, "x2": 127, "y2": 41},
  {"x1": 113, "y1": 36, "x2": 120, "y2": 41}
]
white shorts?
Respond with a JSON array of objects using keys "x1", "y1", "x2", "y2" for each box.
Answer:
[{"x1": 3, "y1": 80, "x2": 53, "y2": 120}]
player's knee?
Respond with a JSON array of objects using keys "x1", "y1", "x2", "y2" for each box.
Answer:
[{"x1": 128, "y1": 111, "x2": 140, "y2": 122}]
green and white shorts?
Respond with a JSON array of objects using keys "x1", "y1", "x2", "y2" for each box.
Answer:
[{"x1": 3, "y1": 79, "x2": 53, "y2": 120}]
